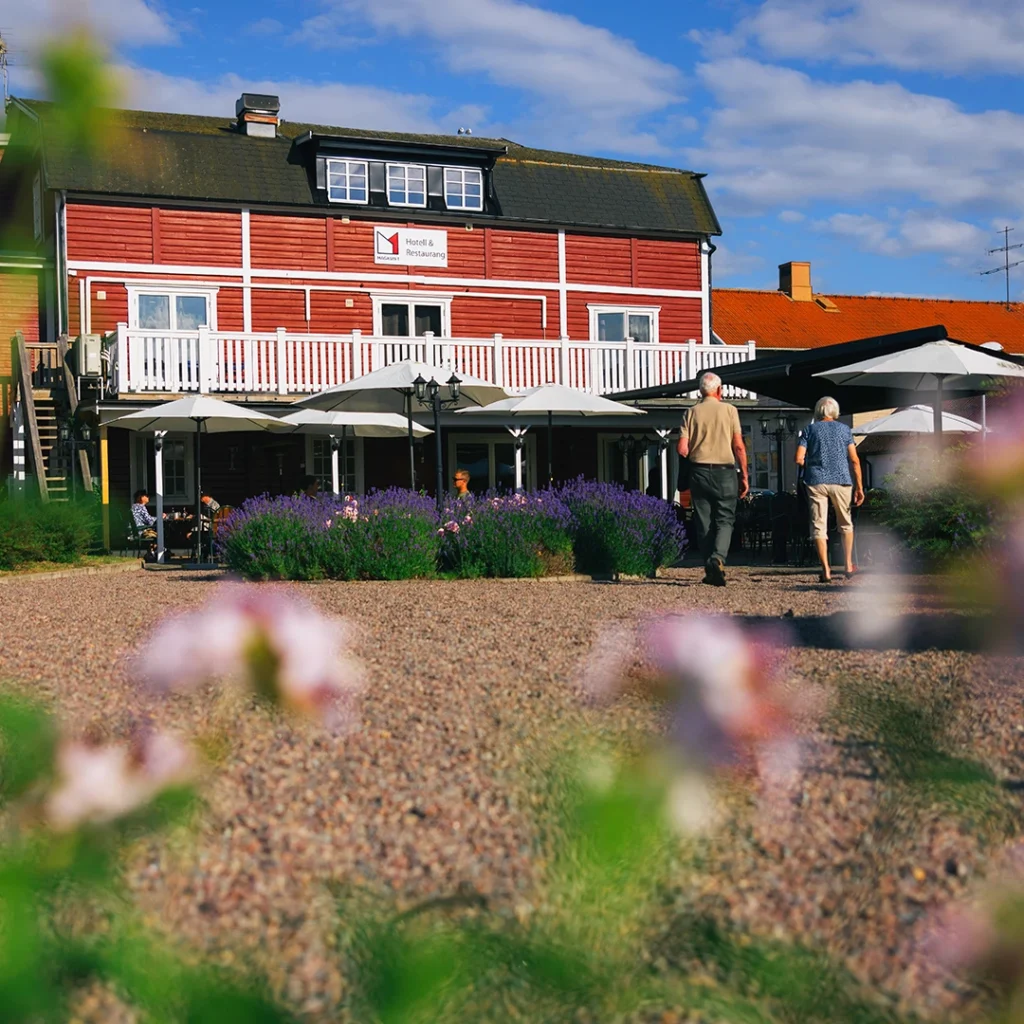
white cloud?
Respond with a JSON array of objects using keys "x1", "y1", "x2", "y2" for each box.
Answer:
[
  {"x1": 0, "y1": 0, "x2": 176, "y2": 49},
  {"x1": 293, "y1": 0, "x2": 682, "y2": 154},
  {"x1": 712, "y1": 244, "x2": 765, "y2": 279},
  {"x1": 814, "y1": 209, "x2": 988, "y2": 261},
  {"x1": 116, "y1": 66, "x2": 487, "y2": 135},
  {"x1": 690, "y1": 58, "x2": 1024, "y2": 214},
  {"x1": 728, "y1": 0, "x2": 1024, "y2": 75},
  {"x1": 246, "y1": 18, "x2": 285, "y2": 36},
  {"x1": 778, "y1": 210, "x2": 805, "y2": 223}
]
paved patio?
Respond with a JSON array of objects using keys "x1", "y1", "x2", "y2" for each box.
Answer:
[{"x1": 0, "y1": 566, "x2": 1019, "y2": 1020}]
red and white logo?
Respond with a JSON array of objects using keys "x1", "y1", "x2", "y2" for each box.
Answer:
[{"x1": 375, "y1": 229, "x2": 400, "y2": 255}]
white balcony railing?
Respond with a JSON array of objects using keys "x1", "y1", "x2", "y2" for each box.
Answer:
[{"x1": 109, "y1": 324, "x2": 757, "y2": 400}]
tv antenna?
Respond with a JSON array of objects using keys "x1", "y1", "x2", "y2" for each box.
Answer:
[{"x1": 980, "y1": 226, "x2": 1023, "y2": 310}]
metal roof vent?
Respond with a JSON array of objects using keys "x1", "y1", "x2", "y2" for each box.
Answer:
[{"x1": 236, "y1": 93, "x2": 280, "y2": 138}]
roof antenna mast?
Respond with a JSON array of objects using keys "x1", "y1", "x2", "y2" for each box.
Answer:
[{"x1": 980, "y1": 225, "x2": 1023, "y2": 311}]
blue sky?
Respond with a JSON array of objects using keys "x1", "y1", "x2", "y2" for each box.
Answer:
[{"x1": 7, "y1": 0, "x2": 1024, "y2": 300}]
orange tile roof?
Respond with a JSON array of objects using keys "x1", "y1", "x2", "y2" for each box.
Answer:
[{"x1": 713, "y1": 289, "x2": 1024, "y2": 353}]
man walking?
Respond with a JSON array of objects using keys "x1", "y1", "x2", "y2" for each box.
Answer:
[{"x1": 677, "y1": 372, "x2": 749, "y2": 586}]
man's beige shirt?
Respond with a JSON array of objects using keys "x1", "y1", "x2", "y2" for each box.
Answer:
[{"x1": 682, "y1": 399, "x2": 741, "y2": 465}]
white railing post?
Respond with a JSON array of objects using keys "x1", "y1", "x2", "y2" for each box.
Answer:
[
  {"x1": 116, "y1": 323, "x2": 129, "y2": 393},
  {"x1": 492, "y1": 334, "x2": 504, "y2": 389},
  {"x1": 687, "y1": 338, "x2": 698, "y2": 381},
  {"x1": 197, "y1": 326, "x2": 212, "y2": 394},
  {"x1": 559, "y1": 336, "x2": 570, "y2": 388},
  {"x1": 276, "y1": 328, "x2": 288, "y2": 395},
  {"x1": 352, "y1": 329, "x2": 363, "y2": 379},
  {"x1": 625, "y1": 336, "x2": 635, "y2": 392},
  {"x1": 423, "y1": 331, "x2": 436, "y2": 367},
  {"x1": 747, "y1": 339, "x2": 757, "y2": 361}
]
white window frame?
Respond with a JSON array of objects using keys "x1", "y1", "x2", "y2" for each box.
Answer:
[
  {"x1": 371, "y1": 292, "x2": 453, "y2": 337},
  {"x1": 130, "y1": 432, "x2": 195, "y2": 505},
  {"x1": 326, "y1": 158, "x2": 370, "y2": 205},
  {"x1": 32, "y1": 172, "x2": 43, "y2": 242},
  {"x1": 597, "y1": 432, "x2": 659, "y2": 491},
  {"x1": 305, "y1": 435, "x2": 365, "y2": 495},
  {"x1": 447, "y1": 433, "x2": 537, "y2": 492},
  {"x1": 444, "y1": 167, "x2": 484, "y2": 212},
  {"x1": 385, "y1": 163, "x2": 428, "y2": 208},
  {"x1": 588, "y1": 304, "x2": 660, "y2": 343},
  {"x1": 126, "y1": 284, "x2": 219, "y2": 331}
]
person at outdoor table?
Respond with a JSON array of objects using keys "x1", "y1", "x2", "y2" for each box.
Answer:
[
  {"x1": 298, "y1": 475, "x2": 320, "y2": 499},
  {"x1": 677, "y1": 371, "x2": 749, "y2": 587},
  {"x1": 795, "y1": 396, "x2": 865, "y2": 583},
  {"x1": 130, "y1": 489, "x2": 163, "y2": 538},
  {"x1": 453, "y1": 469, "x2": 471, "y2": 499}
]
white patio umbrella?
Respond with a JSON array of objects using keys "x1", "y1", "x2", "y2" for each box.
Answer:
[
  {"x1": 296, "y1": 360, "x2": 508, "y2": 499},
  {"x1": 278, "y1": 409, "x2": 432, "y2": 495},
  {"x1": 107, "y1": 396, "x2": 291, "y2": 564},
  {"x1": 853, "y1": 404, "x2": 982, "y2": 436},
  {"x1": 459, "y1": 384, "x2": 641, "y2": 488},
  {"x1": 814, "y1": 340, "x2": 1024, "y2": 436}
]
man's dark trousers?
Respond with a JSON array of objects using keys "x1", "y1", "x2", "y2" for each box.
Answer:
[{"x1": 689, "y1": 464, "x2": 738, "y2": 565}]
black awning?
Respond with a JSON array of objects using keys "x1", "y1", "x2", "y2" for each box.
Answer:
[{"x1": 613, "y1": 325, "x2": 1024, "y2": 414}]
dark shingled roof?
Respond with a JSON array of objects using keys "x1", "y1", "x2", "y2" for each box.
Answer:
[{"x1": 11, "y1": 99, "x2": 721, "y2": 238}]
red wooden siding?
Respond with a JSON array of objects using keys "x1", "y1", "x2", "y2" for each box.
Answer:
[
  {"x1": 488, "y1": 229, "x2": 559, "y2": 280},
  {"x1": 156, "y1": 209, "x2": 241, "y2": 266},
  {"x1": 88, "y1": 282, "x2": 129, "y2": 334},
  {"x1": 67, "y1": 204, "x2": 154, "y2": 262},
  {"x1": 564, "y1": 235, "x2": 632, "y2": 286},
  {"x1": 309, "y1": 291, "x2": 371, "y2": 334},
  {"x1": 250, "y1": 214, "x2": 328, "y2": 271},
  {"x1": 565, "y1": 293, "x2": 702, "y2": 343},
  {"x1": 450, "y1": 294, "x2": 547, "y2": 339},
  {"x1": 217, "y1": 287, "x2": 244, "y2": 331},
  {"x1": 633, "y1": 239, "x2": 701, "y2": 290},
  {"x1": 251, "y1": 288, "x2": 307, "y2": 332}
]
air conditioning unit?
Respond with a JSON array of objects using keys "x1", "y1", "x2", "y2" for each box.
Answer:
[{"x1": 75, "y1": 334, "x2": 102, "y2": 377}]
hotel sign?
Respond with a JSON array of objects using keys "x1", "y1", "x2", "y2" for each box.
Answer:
[{"x1": 374, "y1": 227, "x2": 448, "y2": 267}]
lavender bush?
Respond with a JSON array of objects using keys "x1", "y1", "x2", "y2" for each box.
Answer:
[
  {"x1": 439, "y1": 492, "x2": 574, "y2": 578},
  {"x1": 219, "y1": 490, "x2": 438, "y2": 581},
  {"x1": 556, "y1": 478, "x2": 687, "y2": 577}
]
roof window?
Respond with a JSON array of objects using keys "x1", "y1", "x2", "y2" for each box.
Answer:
[
  {"x1": 444, "y1": 167, "x2": 483, "y2": 211},
  {"x1": 386, "y1": 163, "x2": 427, "y2": 207},
  {"x1": 326, "y1": 159, "x2": 369, "y2": 205}
]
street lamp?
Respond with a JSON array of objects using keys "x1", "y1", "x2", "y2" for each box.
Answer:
[
  {"x1": 759, "y1": 414, "x2": 799, "y2": 492},
  {"x1": 58, "y1": 419, "x2": 95, "y2": 501},
  {"x1": 616, "y1": 434, "x2": 638, "y2": 488},
  {"x1": 414, "y1": 372, "x2": 463, "y2": 514}
]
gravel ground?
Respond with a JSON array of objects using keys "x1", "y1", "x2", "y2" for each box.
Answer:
[{"x1": 0, "y1": 565, "x2": 1021, "y2": 1021}]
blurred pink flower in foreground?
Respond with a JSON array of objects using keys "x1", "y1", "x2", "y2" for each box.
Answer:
[
  {"x1": 138, "y1": 588, "x2": 364, "y2": 728},
  {"x1": 646, "y1": 614, "x2": 793, "y2": 769},
  {"x1": 46, "y1": 731, "x2": 195, "y2": 831}
]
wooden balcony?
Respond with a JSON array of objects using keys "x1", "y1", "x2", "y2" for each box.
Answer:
[{"x1": 106, "y1": 324, "x2": 757, "y2": 401}]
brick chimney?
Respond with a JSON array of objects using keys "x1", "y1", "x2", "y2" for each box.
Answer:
[
  {"x1": 779, "y1": 261, "x2": 812, "y2": 301},
  {"x1": 236, "y1": 93, "x2": 281, "y2": 138}
]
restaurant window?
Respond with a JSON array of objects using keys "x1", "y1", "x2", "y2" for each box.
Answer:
[
  {"x1": 742, "y1": 424, "x2": 778, "y2": 492},
  {"x1": 326, "y1": 159, "x2": 369, "y2": 204},
  {"x1": 307, "y1": 436, "x2": 362, "y2": 495},
  {"x1": 386, "y1": 163, "x2": 427, "y2": 207},
  {"x1": 132, "y1": 434, "x2": 193, "y2": 505},
  {"x1": 589, "y1": 306, "x2": 659, "y2": 344},
  {"x1": 449, "y1": 435, "x2": 534, "y2": 493},
  {"x1": 444, "y1": 168, "x2": 483, "y2": 211},
  {"x1": 129, "y1": 288, "x2": 216, "y2": 331},
  {"x1": 373, "y1": 294, "x2": 450, "y2": 337}
]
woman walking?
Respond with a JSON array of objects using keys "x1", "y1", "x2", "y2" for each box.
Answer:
[{"x1": 795, "y1": 396, "x2": 865, "y2": 582}]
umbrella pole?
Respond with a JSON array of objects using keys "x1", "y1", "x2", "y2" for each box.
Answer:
[
  {"x1": 433, "y1": 392, "x2": 444, "y2": 517},
  {"x1": 194, "y1": 421, "x2": 202, "y2": 562},
  {"x1": 547, "y1": 410, "x2": 553, "y2": 486},
  {"x1": 331, "y1": 433, "x2": 340, "y2": 495},
  {"x1": 154, "y1": 431, "x2": 166, "y2": 563},
  {"x1": 406, "y1": 390, "x2": 416, "y2": 490},
  {"x1": 934, "y1": 374, "x2": 945, "y2": 442}
]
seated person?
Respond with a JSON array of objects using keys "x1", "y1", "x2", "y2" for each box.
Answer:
[
  {"x1": 297, "y1": 474, "x2": 320, "y2": 499},
  {"x1": 130, "y1": 489, "x2": 161, "y2": 539}
]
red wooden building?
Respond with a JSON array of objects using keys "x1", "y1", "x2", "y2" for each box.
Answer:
[{"x1": 1, "y1": 92, "x2": 757, "y2": 538}]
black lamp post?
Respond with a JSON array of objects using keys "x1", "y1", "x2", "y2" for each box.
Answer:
[
  {"x1": 414, "y1": 372, "x2": 462, "y2": 514},
  {"x1": 59, "y1": 420, "x2": 94, "y2": 501},
  {"x1": 759, "y1": 413, "x2": 798, "y2": 492}
]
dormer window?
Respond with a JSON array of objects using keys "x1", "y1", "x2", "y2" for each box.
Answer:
[
  {"x1": 444, "y1": 168, "x2": 483, "y2": 211},
  {"x1": 386, "y1": 163, "x2": 427, "y2": 207},
  {"x1": 326, "y1": 159, "x2": 369, "y2": 204}
]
